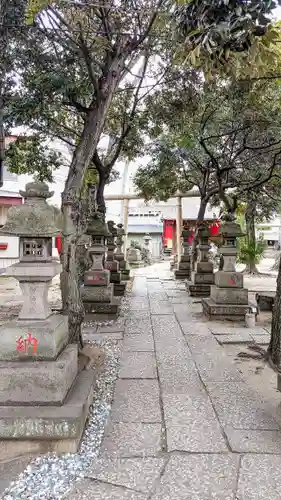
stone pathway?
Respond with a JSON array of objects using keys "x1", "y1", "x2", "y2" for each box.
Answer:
[{"x1": 68, "y1": 263, "x2": 281, "y2": 500}]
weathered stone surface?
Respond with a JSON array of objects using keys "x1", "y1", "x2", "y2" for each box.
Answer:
[
  {"x1": 163, "y1": 394, "x2": 227, "y2": 452},
  {"x1": 0, "y1": 455, "x2": 33, "y2": 495},
  {"x1": 101, "y1": 422, "x2": 162, "y2": 457},
  {"x1": 0, "y1": 314, "x2": 68, "y2": 361},
  {"x1": 110, "y1": 379, "x2": 161, "y2": 422},
  {"x1": 179, "y1": 322, "x2": 210, "y2": 336},
  {"x1": 149, "y1": 301, "x2": 173, "y2": 315},
  {"x1": 251, "y1": 334, "x2": 270, "y2": 345},
  {"x1": 0, "y1": 344, "x2": 78, "y2": 405},
  {"x1": 88, "y1": 457, "x2": 166, "y2": 494},
  {"x1": 192, "y1": 353, "x2": 244, "y2": 383},
  {"x1": 0, "y1": 369, "x2": 97, "y2": 440},
  {"x1": 196, "y1": 261, "x2": 213, "y2": 273},
  {"x1": 215, "y1": 332, "x2": 253, "y2": 344},
  {"x1": 210, "y1": 286, "x2": 249, "y2": 304},
  {"x1": 69, "y1": 480, "x2": 147, "y2": 500},
  {"x1": 123, "y1": 335, "x2": 154, "y2": 352},
  {"x1": 119, "y1": 351, "x2": 157, "y2": 379},
  {"x1": 84, "y1": 269, "x2": 110, "y2": 287},
  {"x1": 191, "y1": 272, "x2": 214, "y2": 284},
  {"x1": 202, "y1": 297, "x2": 251, "y2": 321},
  {"x1": 225, "y1": 428, "x2": 281, "y2": 453},
  {"x1": 207, "y1": 382, "x2": 280, "y2": 430},
  {"x1": 81, "y1": 283, "x2": 113, "y2": 303},
  {"x1": 113, "y1": 282, "x2": 126, "y2": 296},
  {"x1": 209, "y1": 325, "x2": 267, "y2": 335},
  {"x1": 150, "y1": 455, "x2": 239, "y2": 500},
  {"x1": 237, "y1": 455, "x2": 281, "y2": 500},
  {"x1": 125, "y1": 319, "x2": 152, "y2": 336},
  {"x1": 187, "y1": 283, "x2": 211, "y2": 297},
  {"x1": 215, "y1": 270, "x2": 243, "y2": 288}
]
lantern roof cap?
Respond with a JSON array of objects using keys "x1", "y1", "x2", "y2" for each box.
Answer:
[
  {"x1": 86, "y1": 213, "x2": 111, "y2": 237},
  {"x1": 0, "y1": 181, "x2": 59, "y2": 238},
  {"x1": 219, "y1": 220, "x2": 244, "y2": 238}
]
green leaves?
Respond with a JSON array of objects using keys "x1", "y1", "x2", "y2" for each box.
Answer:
[{"x1": 5, "y1": 135, "x2": 62, "y2": 182}]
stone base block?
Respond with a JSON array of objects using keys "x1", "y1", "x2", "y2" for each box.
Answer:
[
  {"x1": 186, "y1": 281, "x2": 211, "y2": 297},
  {"x1": 0, "y1": 345, "x2": 78, "y2": 406},
  {"x1": 195, "y1": 262, "x2": 213, "y2": 273},
  {"x1": 0, "y1": 369, "x2": 97, "y2": 459},
  {"x1": 178, "y1": 261, "x2": 191, "y2": 271},
  {"x1": 179, "y1": 254, "x2": 191, "y2": 263},
  {"x1": 81, "y1": 284, "x2": 113, "y2": 304},
  {"x1": 210, "y1": 286, "x2": 249, "y2": 305},
  {"x1": 84, "y1": 269, "x2": 110, "y2": 287},
  {"x1": 192, "y1": 272, "x2": 214, "y2": 285},
  {"x1": 128, "y1": 262, "x2": 143, "y2": 268},
  {"x1": 84, "y1": 297, "x2": 121, "y2": 316},
  {"x1": 214, "y1": 271, "x2": 243, "y2": 288},
  {"x1": 113, "y1": 282, "x2": 126, "y2": 296},
  {"x1": 121, "y1": 270, "x2": 130, "y2": 281},
  {"x1": 256, "y1": 292, "x2": 275, "y2": 311},
  {"x1": 110, "y1": 271, "x2": 121, "y2": 284},
  {"x1": 175, "y1": 270, "x2": 191, "y2": 280},
  {"x1": 202, "y1": 297, "x2": 251, "y2": 321},
  {"x1": 105, "y1": 261, "x2": 118, "y2": 272},
  {"x1": 0, "y1": 314, "x2": 68, "y2": 361}
]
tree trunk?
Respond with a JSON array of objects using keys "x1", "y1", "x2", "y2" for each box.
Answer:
[
  {"x1": 62, "y1": 57, "x2": 129, "y2": 344},
  {"x1": 268, "y1": 259, "x2": 281, "y2": 367},
  {"x1": 191, "y1": 198, "x2": 208, "y2": 270},
  {"x1": 245, "y1": 201, "x2": 259, "y2": 274},
  {"x1": 97, "y1": 171, "x2": 107, "y2": 214}
]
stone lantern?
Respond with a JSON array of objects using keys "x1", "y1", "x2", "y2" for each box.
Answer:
[
  {"x1": 115, "y1": 223, "x2": 130, "y2": 281},
  {"x1": 175, "y1": 225, "x2": 192, "y2": 279},
  {"x1": 81, "y1": 213, "x2": 119, "y2": 315},
  {"x1": 104, "y1": 221, "x2": 123, "y2": 296},
  {"x1": 0, "y1": 181, "x2": 94, "y2": 456},
  {"x1": 202, "y1": 218, "x2": 250, "y2": 320},
  {"x1": 186, "y1": 224, "x2": 214, "y2": 297}
]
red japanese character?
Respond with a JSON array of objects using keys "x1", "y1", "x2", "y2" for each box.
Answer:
[{"x1": 16, "y1": 336, "x2": 25, "y2": 352}]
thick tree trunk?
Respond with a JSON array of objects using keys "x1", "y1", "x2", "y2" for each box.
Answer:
[
  {"x1": 245, "y1": 201, "x2": 259, "y2": 274},
  {"x1": 268, "y1": 257, "x2": 281, "y2": 367},
  {"x1": 97, "y1": 171, "x2": 107, "y2": 214}
]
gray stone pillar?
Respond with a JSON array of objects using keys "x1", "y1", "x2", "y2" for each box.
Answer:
[
  {"x1": 202, "y1": 219, "x2": 251, "y2": 320},
  {"x1": 115, "y1": 223, "x2": 131, "y2": 279},
  {"x1": 175, "y1": 226, "x2": 192, "y2": 279},
  {"x1": 186, "y1": 225, "x2": 214, "y2": 297}
]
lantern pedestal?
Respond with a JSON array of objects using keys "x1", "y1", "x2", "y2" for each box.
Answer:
[
  {"x1": 186, "y1": 226, "x2": 214, "y2": 297},
  {"x1": 104, "y1": 221, "x2": 124, "y2": 297},
  {"x1": 114, "y1": 223, "x2": 130, "y2": 284},
  {"x1": 202, "y1": 220, "x2": 251, "y2": 321},
  {"x1": 175, "y1": 227, "x2": 192, "y2": 279},
  {"x1": 0, "y1": 182, "x2": 96, "y2": 459},
  {"x1": 81, "y1": 216, "x2": 120, "y2": 317}
]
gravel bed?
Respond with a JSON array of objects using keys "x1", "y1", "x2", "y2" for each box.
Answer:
[{"x1": 1, "y1": 339, "x2": 121, "y2": 500}]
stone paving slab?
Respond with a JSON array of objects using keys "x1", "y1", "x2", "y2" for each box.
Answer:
[
  {"x1": 110, "y1": 379, "x2": 161, "y2": 422},
  {"x1": 123, "y1": 335, "x2": 154, "y2": 352},
  {"x1": 237, "y1": 455, "x2": 281, "y2": 500},
  {"x1": 194, "y1": 354, "x2": 244, "y2": 383},
  {"x1": 251, "y1": 334, "x2": 270, "y2": 345},
  {"x1": 100, "y1": 422, "x2": 162, "y2": 458},
  {"x1": 162, "y1": 394, "x2": 228, "y2": 452},
  {"x1": 119, "y1": 351, "x2": 157, "y2": 379},
  {"x1": 69, "y1": 479, "x2": 147, "y2": 499},
  {"x1": 150, "y1": 454, "x2": 239, "y2": 500},
  {"x1": 179, "y1": 321, "x2": 210, "y2": 336},
  {"x1": 83, "y1": 331, "x2": 124, "y2": 342},
  {"x1": 149, "y1": 301, "x2": 174, "y2": 315},
  {"x1": 87, "y1": 457, "x2": 167, "y2": 494},
  {"x1": 209, "y1": 325, "x2": 268, "y2": 335},
  {"x1": 225, "y1": 427, "x2": 281, "y2": 453},
  {"x1": 186, "y1": 336, "x2": 221, "y2": 354},
  {"x1": 215, "y1": 333, "x2": 253, "y2": 344},
  {"x1": 207, "y1": 382, "x2": 280, "y2": 430},
  {"x1": 148, "y1": 292, "x2": 168, "y2": 301},
  {"x1": 125, "y1": 319, "x2": 152, "y2": 336}
]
